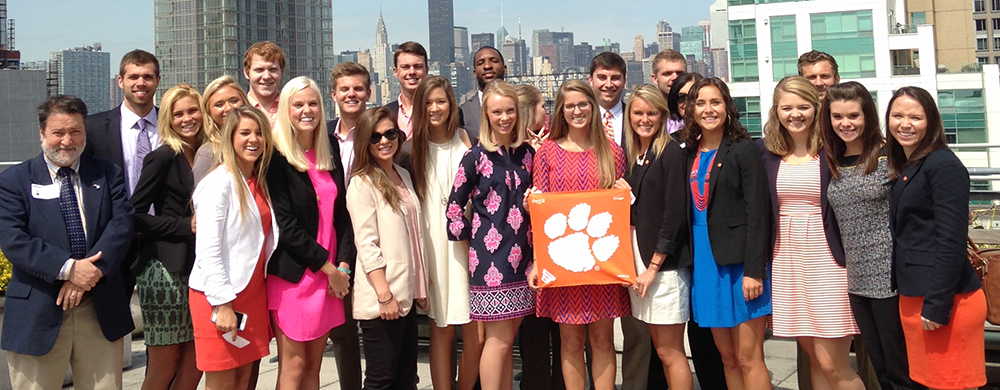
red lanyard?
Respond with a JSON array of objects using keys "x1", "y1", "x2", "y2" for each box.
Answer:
[{"x1": 690, "y1": 146, "x2": 717, "y2": 212}]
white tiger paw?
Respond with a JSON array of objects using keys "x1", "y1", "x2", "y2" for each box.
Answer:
[{"x1": 544, "y1": 203, "x2": 620, "y2": 273}]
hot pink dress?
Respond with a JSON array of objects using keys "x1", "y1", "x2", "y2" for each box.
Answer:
[{"x1": 266, "y1": 150, "x2": 346, "y2": 341}]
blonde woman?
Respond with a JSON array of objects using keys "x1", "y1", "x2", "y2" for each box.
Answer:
[
  {"x1": 760, "y1": 76, "x2": 862, "y2": 390},
  {"x1": 193, "y1": 75, "x2": 249, "y2": 183},
  {"x1": 447, "y1": 80, "x2": 535, "y2": 390},
  {"x1": 348, "y1": 106, "x2": 429, "y2": 390},
  {"x1": 622, "y1": 85, "x2": 693, "y2": 389},
  {"x1": 515, "y1": 84, "x2": 549, "y2": 150},
  {"x1": 266, "y1": 76, "x2": 355, "y2": 389},
  {"x1": 409, "y1": 76, "x2": 482, "y2": 390},
  {"x1": 189, "y1": 106, "x2": 277, "y2": 390},
  {"x1": 131, "y1": 84, "x2": 207, "y2": 390},
  {"x1": 528, "y1": 80, "x2": 629, "y2": 390}
]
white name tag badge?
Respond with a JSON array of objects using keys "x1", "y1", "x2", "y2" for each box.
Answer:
[{"x1": 31, "y1": 184, "x2": 60, "y2": 200}]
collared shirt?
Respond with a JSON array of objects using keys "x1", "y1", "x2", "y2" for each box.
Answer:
[
  {"x1": 333, "y1": 119, "x2": 356, "y2": 186},
  {"x1": 119, "y1": 104, "x2": 159, "y2": 196},
  {"x1": 43, "y1": 156, "x2": 87, "y2": 280},
  {"x1": 396, "y1": 95, "x2": 413, "y2": 137},
  {"x1": 478, "y1": 90, "x2": 483, "y2": 104},
  {"x1": 248, "y1": 93, "x2": 280, "y2": 127},
  {"x1": 599, "y1": 101, "x2": 625, "y2": 145}
]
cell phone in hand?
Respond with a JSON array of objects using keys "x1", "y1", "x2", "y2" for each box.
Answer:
[{"x1": 211, "y1": 308, "x2": 248, "y2": 331}]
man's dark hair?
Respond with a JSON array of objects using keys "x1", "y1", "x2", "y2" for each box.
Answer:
[
  {"x1": 394, "y1": 41, "x2": 428, "y2": 67},
  {"x1": 474, "y1": 46, "x2": 505, "y2": 65},
  {"x1": 332, "y1": 62, "x2": 372, "y2": 90},
  {"x1": 797, "y1": 50, "x2": 839, "y2": 77},
  {"x1": 38, "y1": 95, "x2": 88, "y2": 129},
  {"x1": 589, "y1": 52, "x2": 627, "y2": 77},
  {"x1": 119, "y1": 49, "x2": 160, "y2": 78}
]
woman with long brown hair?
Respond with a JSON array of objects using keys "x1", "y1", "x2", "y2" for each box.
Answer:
[
  {"x1": 347, "y1": 106, "x2": 429, "y2": 390},
  {"x1": 408, "y1": 75, "x2": 481, "y2": 390},
  {"x1": 528, "y1": 79, "x2": 629, "y2": 390}
]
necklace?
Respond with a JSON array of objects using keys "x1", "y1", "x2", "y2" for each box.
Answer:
[
  {"x1": 636, "y1": 147, "x2": 649, "y2": 166},
  {"x1": 690, "y1": 144, "x2": 717, "y2": 212},
  {"x1": 430, "y1": 133, "x2": 459, "y2": 205}
]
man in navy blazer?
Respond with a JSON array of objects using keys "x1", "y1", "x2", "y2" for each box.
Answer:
[
  {"x1": 459, "y1": 46, "x2": 507, "y2": 141},
  {"x1": 0, "y1": 96, "x2": 135, "y2": 389}
]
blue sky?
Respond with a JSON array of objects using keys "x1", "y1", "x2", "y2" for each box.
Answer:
[{"x1": 8, "y1": 0, "x2": 717, "y2": 71}]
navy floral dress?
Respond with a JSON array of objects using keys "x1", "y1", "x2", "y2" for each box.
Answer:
[{"x1": 447, "y1": 142, "x2": 535, "y2": 321}]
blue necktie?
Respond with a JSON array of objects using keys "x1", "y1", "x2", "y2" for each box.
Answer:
[
  {"x1": 132, "y1": 119, "x2": 152, "y2": 196},
  {"x1": 58, "y1": 167, "x2": 86, "y2": 259}
]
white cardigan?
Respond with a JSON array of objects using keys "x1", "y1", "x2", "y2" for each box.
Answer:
[{"x1": 189, "y1": 166, "x2": 279, "y2": 306}]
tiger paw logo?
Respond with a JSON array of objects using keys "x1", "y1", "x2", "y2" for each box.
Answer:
[{"x1": 544, "y1": 203, "x2": 620, "y2": 273}]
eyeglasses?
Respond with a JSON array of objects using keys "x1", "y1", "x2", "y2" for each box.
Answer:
[
  {"x1": 369, "y1": 128, "x2": 400, "y2": 145},
  {"x1": 564, "y1": 101, "x2": 591, "y2": 112},
  {"x1": 676, "y1": 93, "x2": 688, "y2": 102}
]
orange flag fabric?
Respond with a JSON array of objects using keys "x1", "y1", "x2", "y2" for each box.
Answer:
[{"x1": 528, "y1": 188, "x2": 636, "y2": 288}]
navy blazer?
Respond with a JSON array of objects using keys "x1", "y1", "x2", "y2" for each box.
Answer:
[
  {"x1": 628, "y1": 142, "x2": 691, "y2": 271},
  {"x1": 266, "y1": 135, "x2": 356, "y2": 284},
  {"x1": 0, "y1": 154, "x2": 135, "y2": 356},
  {"x1": 685, "y1": 137, "x2": 770, "y2": 279},
  {"x1": 757, "y1": 140, "x2": 845, "y2": 267},
  {"x1": 890, "y1": 148, "x2": 980, "y2": 324},
  {"x1": 130, "y1": 145, "x2": 195, "y2": 275}
]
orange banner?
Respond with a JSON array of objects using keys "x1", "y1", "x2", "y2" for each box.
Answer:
[{"x1": 528, "y1": 188, "x2": 636, "y2": 288}]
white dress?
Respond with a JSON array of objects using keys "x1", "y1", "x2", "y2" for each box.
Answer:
[{"x1": 423, "y1": 131, "x2": 472, "y2": 326}]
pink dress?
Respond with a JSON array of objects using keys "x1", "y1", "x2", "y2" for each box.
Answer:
[{"x1": 266, "y1": 150, "x2": 346, "y2": 341}]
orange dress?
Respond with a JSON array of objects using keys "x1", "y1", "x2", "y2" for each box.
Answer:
[{"x1": 189, "y1": 178, "x2": 272, "y2": 371}]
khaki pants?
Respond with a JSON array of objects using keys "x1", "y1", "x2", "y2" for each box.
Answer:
[{"x1": 7, "y1": 297, "x2": 124, "y2": 390}]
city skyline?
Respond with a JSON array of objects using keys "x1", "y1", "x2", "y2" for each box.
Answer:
[{"x1": 9, "y1": 0, "x2": 716, "y2": 75}]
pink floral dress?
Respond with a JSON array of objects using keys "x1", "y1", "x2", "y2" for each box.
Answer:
[{"x1": 447, "y1": 142, "x2": 535, "y2": 321}]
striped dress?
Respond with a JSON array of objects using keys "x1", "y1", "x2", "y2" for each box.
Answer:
[
  {"x1": 532, "y1": 140, "x2": 631, "y2": 324},
  {"x1": 771, "y1": 158, "x2": 859, "y2": 338}
]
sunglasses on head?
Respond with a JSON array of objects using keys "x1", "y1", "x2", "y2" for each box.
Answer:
[{"x1": 369, "y1": 128, "x2": 400, "y2": 145}]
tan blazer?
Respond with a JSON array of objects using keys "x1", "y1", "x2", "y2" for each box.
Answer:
[{"x1": 347, "y1": 165, "x2": 427, "y2": 320}]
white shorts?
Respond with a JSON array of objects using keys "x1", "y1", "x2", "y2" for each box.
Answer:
[{"x1": 629, "y1": 229, "x2": 691, "y2": 325}]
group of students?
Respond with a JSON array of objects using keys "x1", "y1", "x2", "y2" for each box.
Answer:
[{"x1": 106, "y1": 38, "x2": 985, "y2": 390}]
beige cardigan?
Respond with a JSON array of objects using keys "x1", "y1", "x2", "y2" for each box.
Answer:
[{"x1": 347, "y1": 165, "x2": 428, "y2": 320}]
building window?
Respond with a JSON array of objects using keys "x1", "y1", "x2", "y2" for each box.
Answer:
[
  {"x1": 911, "y1": 12, "x2": 926, "y2": 25},
  {"x1": 771, "y1": 16, "x2": 798, "y2": 81},
  {"x1": 994, "y1": 0, "x2": 1000, "y2": 11},
  {"x1": 994, "y1": 38, "x2": 1000, "y2": 50},
  {"x1": 733, "y1": 97, "x2": 763, "y2": 138},
  {"x1": 995, "y1": 56, "x2": 1000, "y2": 64},
  {"x1": 729, "y1": 19, "x2": 759, "y2": 82},
  {"x1": 938, "y1": 89, "x2": 987, "y2": 144},
  {"x1": 976, "y1": 0, "x2": 987, "y2": 13},
  {"x1": 811, "y1": 11, "x2": 876, "y2": 78},
  {"x1": 978, "y1": 38, "x2": 989, "y2": 51},
  {"x1": 976, "y1": 19, "x2": 988, "y2": 32},
  {"x1": 994, "y1": 18, "x2": 1000, "y2": 31},
  {"x1": 978, "y1": 57, "x2": 989, "y2": 65}
]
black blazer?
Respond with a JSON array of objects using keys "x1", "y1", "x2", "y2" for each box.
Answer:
[
  {"x1": 130, "y1": 145, "x2": 195, "y2": 275},
  {"x1": 266, "y1": 134, "x2": 356, "y2": 284},
  {"x1": 628, "y1": 142, "x2": 691, "y2": 271},
  {"x1": 890, "y1": 148, "x2": 980, "y2": 324},
  {"x1": 85, "y1": 105, "x2": 126, "y2": 168},
  {"x1": 458, "y1": 93, "x2": 481, "y2": 140},
  {"x1": 685, "y1": 137, "x2": 770, "y2": 279},
  {"x1": 757, "y1": 140, "x2": 845, "y2": 267}
]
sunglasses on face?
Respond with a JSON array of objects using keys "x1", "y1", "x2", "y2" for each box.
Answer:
[
  {"x1": 676, "y1": 93, "x2": 688, "y2": 102},
  {"x1": 369, "y1": 128, "x2": 400, "y2": 145}
]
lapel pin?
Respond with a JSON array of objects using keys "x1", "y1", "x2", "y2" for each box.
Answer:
[
  {"x1": 902, "y1": 176, "x2": 908, "y2": 181},
  {"x1": 93, "y1": 183, "x2": 101, "y2": 189},
  {"x1": 717, "y1": 163, "x2": 722, "y2": 167}
]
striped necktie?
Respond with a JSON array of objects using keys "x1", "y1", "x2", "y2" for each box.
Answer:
[{"x1": 603, "y1": 110, "x2": 615, "y2": 141}]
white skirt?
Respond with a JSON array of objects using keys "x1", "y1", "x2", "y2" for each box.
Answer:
[{"x1": 629, "y1": 229, "x2": 691, "y2": 325}]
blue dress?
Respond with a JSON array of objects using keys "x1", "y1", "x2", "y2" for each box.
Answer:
[{"x1": 690, "y1": 149, "x2": 771, "y2": 328}]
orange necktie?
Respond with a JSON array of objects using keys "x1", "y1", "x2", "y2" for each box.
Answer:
[{"x1": 603, "y1": 110, "x2": 615, "y2": 141}]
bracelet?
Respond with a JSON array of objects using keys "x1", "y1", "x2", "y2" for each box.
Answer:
[
  {"x1": 648, "y1": 262, "x2": 661, "y2": 269},
  {"x1": 378, "y1": 293, "x2": 394, "y2": 304},
  {"x1": 337, "y1": 266, "x2": 352, "y2": 275}
]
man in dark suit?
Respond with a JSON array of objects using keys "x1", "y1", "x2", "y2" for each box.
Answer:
[
  {"x1": 0, "y1": 95, "x2": 135, "y2": 390},
  {"x1": 459, "y1": 46, "x2": 506, "y2": 140},
  {"x1": 588, "y1": 52, "x2": 630, "y2": 153},
  {"x1": 385, "y1": 41, "x2": 427, "y2": 137},
  {"x1": 84, "y1": 49, "x2": 160, "y2": 297},
  {"x1": 651, "y1": 49, "x2": 687, "y2": 99},
  {"x1": 325, "y1": 60, "x2": 371, "y2": 390}
]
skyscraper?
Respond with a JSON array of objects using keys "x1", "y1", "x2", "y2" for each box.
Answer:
[
  {"x1": 49, "y1": 44, "x2": 111, "y2": 113},
  {"x1": 656, "y1": 21, "x2": 681, "y2": 52},
  {"x1": 373, "y1": 11, "x2": 390, "y2": 83},
  {"x1": 681, "y1": 25, "x2": 706, "y2": 61},
  {"x1": 634, "y1": 34, "x2": 644, "y2": 61},
  {"x1": 428, "y1": 0, "x2": 455, "y2": 65},
  {"x1": 532, "y1": 30, "x2": 574, "y2": 73},
  {"x1": 154, "y1": 0, "x2": 333, "y2": 115},
  {"x1": 471, "y1": 33, "x2": 495, "y2": 53}
]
